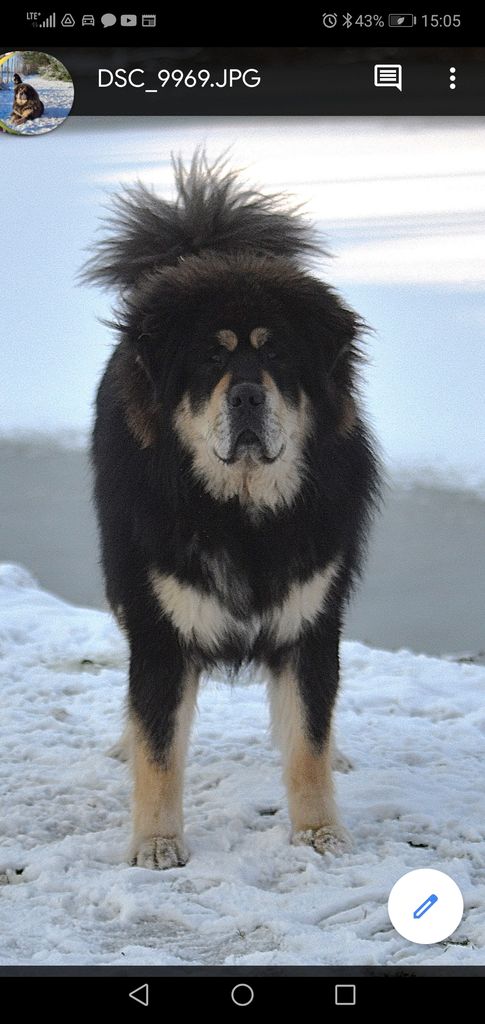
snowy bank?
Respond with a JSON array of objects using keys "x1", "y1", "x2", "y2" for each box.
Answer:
[{"x1": 0, "y1": 563, "x2": 484, "y2": 966}]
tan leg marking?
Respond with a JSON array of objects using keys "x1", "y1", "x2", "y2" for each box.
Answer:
[
  {"x1": 268, "y1": 667, "x2": 349, "y2": 853},
  {"x1": 130, "y1": 672, "x2": 199, "y2": 869}
]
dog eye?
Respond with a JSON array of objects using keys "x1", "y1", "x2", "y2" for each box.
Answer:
[{"x1": 208, "y1": 351, "x2": 226, "y2": 366}]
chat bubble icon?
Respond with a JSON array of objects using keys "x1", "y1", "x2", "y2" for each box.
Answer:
[
  {"x1": 101, "y1": 12, "x2": 117, "y2": 27},
  {"x1": 374, "y1": 64, "x2": 403, "y2": 91}
]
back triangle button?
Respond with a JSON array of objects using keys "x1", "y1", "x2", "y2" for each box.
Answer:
[{"x1": 129, "y1": 984, "x2": 149, "y2": 1006}]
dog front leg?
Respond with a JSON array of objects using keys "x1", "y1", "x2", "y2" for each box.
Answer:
[
  {"x1": 128, "y1": 623, "x2": 199, "y2": 869},
  {"x1": 268, "y1": 623, "x2": 349, "y2": 854}
]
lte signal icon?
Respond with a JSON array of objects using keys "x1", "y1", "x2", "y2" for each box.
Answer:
[{"x1": 39, "y1": 12, "x2": 56, "y2": 27}]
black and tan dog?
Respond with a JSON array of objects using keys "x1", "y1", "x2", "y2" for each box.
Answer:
[
  {"x1": 85, "y1": 155, "x2": 379, "y2": 869},
  {"x1": 11, "y1": 81, "x2": 44, "y2": 125}
]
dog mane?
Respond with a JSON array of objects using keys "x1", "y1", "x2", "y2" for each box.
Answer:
[{"x1": 81, "y1": 151, "x2": 324, "y2": 291}]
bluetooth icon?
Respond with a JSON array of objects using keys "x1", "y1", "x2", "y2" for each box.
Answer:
[{"x1": 343, "y1": 12, "x2": 353, "y2": 28}]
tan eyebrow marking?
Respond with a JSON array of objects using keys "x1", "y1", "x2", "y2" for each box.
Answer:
[
  {"x1": 216, "y1": 329, "x2": 238, "y2": 351},
  {"x1": 250, "y1": 327, "x2": 269, "y2": 349}
]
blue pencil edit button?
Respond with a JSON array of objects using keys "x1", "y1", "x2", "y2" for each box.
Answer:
[
  {"x1": 413, "y1": 893, "x2": 438, "y2": 919},
  {"x1": 388, "y1": 869, "x2": 464, "y2": 944}
]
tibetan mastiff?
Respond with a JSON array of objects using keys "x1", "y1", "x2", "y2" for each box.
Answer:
[
  {"x1": 85, "y1": 155, "x2": 379, "y2": 869},
  {"x1": 11, "y1": 81, "x2": 44, "y2": 125}
]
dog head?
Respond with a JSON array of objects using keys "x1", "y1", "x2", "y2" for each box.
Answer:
[
  {"x1": 14, "y1": 84, "x2": 36, "y2": 107},
  {"x1": 114, "y1": 255, "x2": 361, "y2": 513}
]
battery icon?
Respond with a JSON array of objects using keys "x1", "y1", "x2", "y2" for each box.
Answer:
[{"x1": 389, "y1": 13, "x2": 416, "y2": 27}]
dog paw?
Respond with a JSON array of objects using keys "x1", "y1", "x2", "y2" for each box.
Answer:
[
  {"x1": 332, "y1": 747, "x2": 354, "y2": 773},
  {"x1": 131, "y1": 836, "x2": 188, "y2": 870},
  {"x1": 292, "y1": 825, "x2": 351, "y2": 855},
  {"x1": 108, "y1": 725, "x2": 131, "y2": 761},
  {"x1": 108, "y1": 738, "x2": 129, "y2": 761}
]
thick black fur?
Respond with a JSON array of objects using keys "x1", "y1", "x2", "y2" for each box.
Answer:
[
  {"x1": 88, "y1": 155, "x2": 379, "y2": 768},
  {"x1": 83, "y1": 154, "x2": 323, "y2": 292}
]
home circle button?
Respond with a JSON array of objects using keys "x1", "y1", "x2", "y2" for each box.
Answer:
[{"x1": 231, "y1": 984, "x2": 255, "y2": 1006}]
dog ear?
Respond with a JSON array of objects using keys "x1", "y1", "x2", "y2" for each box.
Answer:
[
  {"x1": 130, "y1": 332, "x2": 164, "y2": 402},
  {"x1": 288, "y1": 277, "x2": 364, "y2": 435},
  {"x1": 129, "y1": 325, "x2": 182, "y2": 407},
  {"x1": 134, "y1": 332, "x2": 156, "y2": 377},
  {"x1": 116, "y1": 334, "x2": 163, "y2": 449},
  {"x1": 323, "y1": 307, "x2": 364, "y2": 436}
]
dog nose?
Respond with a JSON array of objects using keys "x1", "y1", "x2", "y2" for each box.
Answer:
[{"x1": 228, "y1": 382, "x2": 265, "y2": 409}]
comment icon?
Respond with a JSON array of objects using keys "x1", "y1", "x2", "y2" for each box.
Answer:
[
  {"x1": 101, "y1": 13, "x2": 117, "y2": 27},
  {"x1": 374, "y1": 64, "x2": 403, "y2": 91}
]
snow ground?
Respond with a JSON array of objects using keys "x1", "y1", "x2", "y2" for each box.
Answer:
[
  {"x1": 0, "y1": 563, "x2": 484, "y2": 967},
  {"x1": 0, "y1": 75, "x2": 74, "y2": 134}
]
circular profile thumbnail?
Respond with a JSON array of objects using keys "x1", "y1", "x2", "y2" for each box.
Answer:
[{"x1": 0, "y1": 51, "x2": 74, "y2": 135}]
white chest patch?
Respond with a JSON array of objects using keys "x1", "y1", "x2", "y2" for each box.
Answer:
[
  {"x1": 149, "y1": 560, "x2": 340, "y2": 653},
  {"x1": 269, "y1": 563, "x2": 341, "y2": 644}
]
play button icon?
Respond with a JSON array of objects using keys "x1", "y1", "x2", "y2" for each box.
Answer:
[{"x1": 129, "y1": 984, "x2": 149, "y2": 1007}]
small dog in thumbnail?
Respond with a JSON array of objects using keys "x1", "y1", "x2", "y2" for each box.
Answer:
[{"x1": 11, "y1": 82, "x2": 44, "y2": 125}]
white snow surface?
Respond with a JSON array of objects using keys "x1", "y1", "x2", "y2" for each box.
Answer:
[
  {"x1": 1, "y1": 563, "x2": 484, "y2": 967},
  {"x1": 1, "y1": 75, "x2": 74, "y2": 134}
]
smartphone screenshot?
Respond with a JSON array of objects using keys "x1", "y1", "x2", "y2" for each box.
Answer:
[{"x1": 1, "y1": 5, "x2": 484, "y2": 1008}]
